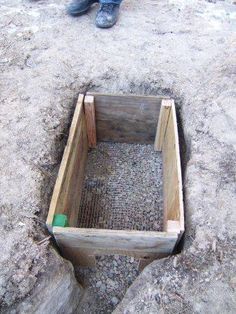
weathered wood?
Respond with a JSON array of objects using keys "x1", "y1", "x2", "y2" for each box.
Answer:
[
  {"x1": 53, "y1": 227, "x2": 178, "y2": 252},
  {"x1": 162, "y1": 102, "x2": 184, "y2": 233},
  {"x1": 154, "y1": 99, "x2": 172, "y2": 151},
  {"x1": 84, "y1": 95, "x2": 97, "y2": 148},
  {"x1": 53, "y1": 227, "x2": 178, "y2": 267},
  {"x1": 87, "y1": 93, "x2": 164, "y2": 143},
  {"x1": 46, "y1": 94, "x2": 88, "y2": 230},
  {"x1": 59, "y1": 247, "x2": 96, "y2": 268}
]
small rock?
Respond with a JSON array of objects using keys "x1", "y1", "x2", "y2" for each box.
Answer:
[
  {"x1": 212, "y1": 239, "x2": 217, "y2": 252},
  {"x1": 111, "y1": 296, "x2": 119, "y2": 305},
  {"x1": 173, "y1": 256, "x2": 178, "y2": 268},
  {"x1": 96, "y1": 281, "x2": 102, "y2": 288},
  {"x1": 100, "y1": 283, "x2": 106, "y2": 292},
  {"x1": 107, "y1": 278, "x2": 116, "y2": 287}
]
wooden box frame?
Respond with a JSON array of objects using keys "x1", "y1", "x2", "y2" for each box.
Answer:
[{"x1": 46, "y1": 93, "x2": 184, "y2": 269}]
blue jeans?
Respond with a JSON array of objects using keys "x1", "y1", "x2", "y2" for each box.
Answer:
[{"x1": 100, "y1": 0, "x2": 122, "y2": 4}]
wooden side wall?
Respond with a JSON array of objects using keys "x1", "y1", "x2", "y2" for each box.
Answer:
[
  {"x1": 87, "y1": 93, "x2": 164, "y2": 143},
  {"x1": 46, "y1": 94, "x2": 88, "y2": 230},
  {"x1": 53, "y1": 227, "x2": 178, "y2": 267},
  {"x1": 162, "y1": 102, "x2": 184, "y2": 234}
]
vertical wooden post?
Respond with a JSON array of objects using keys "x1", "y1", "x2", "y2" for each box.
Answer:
[
  {"x1": 162, "y1": 99, "x2": 184, "y2": 237},
  {"x1": 84, "y1": 95, "x2": 97, "y2": 148},
  {"x1": 154, "y1": 99, "x2": 173, "y2": 151}
]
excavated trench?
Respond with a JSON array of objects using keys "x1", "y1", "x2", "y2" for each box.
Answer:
[
  {"x1": 49, "y1": 90, "x2": 187, "y2": 314},
  {"x1": 43, "y1": 88, "x2": 187, "y2": 313},
  {"x1": 36, "y1": 86, "x2": 187, "y2": 313},
  {"x1": 32, "y1": 81, "x2": 188, "y2": 314},
  {"x1": 35, "y1": 78, "x2": 187, "y2": 314}
]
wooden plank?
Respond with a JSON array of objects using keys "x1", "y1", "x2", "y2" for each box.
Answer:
[
  {"x1": 87, "y1": 93, "x2": 165, "y2": 143},
  {"x1": 46, "y1": 94, "x2": 88, "y2": 230},
  {"x1": 162, "y1": 102, "x2": 184, "y2": 233},
  {"x1": 53, "y1": 227, "x2": 178, "y2": 253},
  {"x1": 53, "y1": 227, "x2": 178, "y2": 267},
  {"x1": 154, "y1": 99, "x2": 172, "y2": 151},
  {"x1": 59, "y1": 247, "x2": 96, "y2": 268},
  {"x1": 84, "y1": 95, "x2": 97, "y2": 148}
]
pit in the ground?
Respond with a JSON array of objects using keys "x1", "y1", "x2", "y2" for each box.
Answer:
[{"x1": 78, "y1": 142, "x2": 163, "y2": 231}]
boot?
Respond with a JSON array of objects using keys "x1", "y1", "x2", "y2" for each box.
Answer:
[
  {"x1": 95, "y1": 3, "x2": 120, "y2": 28},
  {"x1": 67, "y1": 0, "x2": 98, "y2": 16}
]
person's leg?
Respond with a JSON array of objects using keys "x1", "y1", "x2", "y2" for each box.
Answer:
[
  {"x1": 96, "y1": 0, "x2": 122, "y2": 28},
  {"x1": 67, "y1": 0, "x2": 98, "y2": 16}
]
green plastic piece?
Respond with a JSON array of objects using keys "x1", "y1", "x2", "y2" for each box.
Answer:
[{"x1": 52, "y1": 214, "x2": 69, "y2": 227}]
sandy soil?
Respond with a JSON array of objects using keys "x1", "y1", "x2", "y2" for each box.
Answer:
[{"x1": 0, "y1": 0, "x2": 236, "y2": 313}]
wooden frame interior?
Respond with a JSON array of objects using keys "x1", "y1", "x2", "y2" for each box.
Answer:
[{"x1": 46, "y1": 93, "x2": 184, "y2": 270}]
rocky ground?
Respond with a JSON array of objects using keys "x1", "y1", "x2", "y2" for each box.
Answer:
[
  {"x1": 78, "y1": 143, "x2": 163, "y2": 231},
  {"x1": 76, "y1": 255, "x2": 139, "y2": 313},
  {"x1": 0, "y1": 0, "x2": 236, "y2": 313}
]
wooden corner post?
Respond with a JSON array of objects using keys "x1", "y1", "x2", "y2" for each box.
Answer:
[
  {"x1": 161, "y1": 100, "x2": 184, "y2": 239},
  {"x1": 84, "y1": 95, "x2": 97, "y2": 148},
  {"x1": 154, "y1": 99, "x2": 173, "y2": 151}
]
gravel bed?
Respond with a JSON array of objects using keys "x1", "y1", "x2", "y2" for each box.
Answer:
[
  {"x1": 78, "y1": 142, "x2": 163, "y2": 231},
  {"x1": 76, "y1": 255, "x2": 140, "y2": 314}
]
